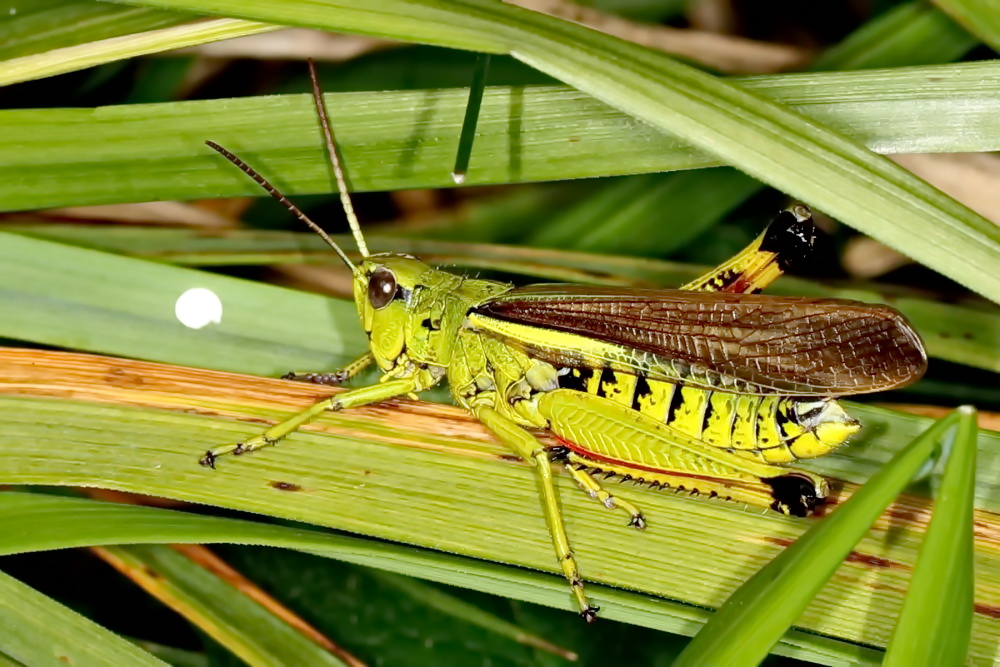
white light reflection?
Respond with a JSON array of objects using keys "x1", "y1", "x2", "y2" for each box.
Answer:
[{"x1": 175, "y1": 288, "x2": 223, "y2": 329}]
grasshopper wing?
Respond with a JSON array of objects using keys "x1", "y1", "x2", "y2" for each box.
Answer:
[{"x1": 469, "y1": 285, "x2": 926, "y2": 396}]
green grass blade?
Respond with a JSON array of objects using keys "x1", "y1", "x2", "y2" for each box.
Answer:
[
  {"x1": 0, "y1": 16, "x2": 275, "y2": 86},
  {"x1": 525, "y1": 1, "x2": 981, "y2": 263},
  {"x1": 497, "y1": 8, "x2": 1000, "y2": 306},
  {"x1": 7, "y1": 1, "x2": 963, "y2": 273},
  {"x1": 5, "y1": 226, "x2": 996, "y2": 375},
  {"x1": 368, "y1": 570, "x2": 577, "y2": 659},
  {"x1": 100, "y1": 0, "x2": 1000, "y2": 304},
  {"x1": 4, "y1": 63, "x2": 999, "y2": 212},
  {"x1": 107, "y1": 0, "x2": 511, "y2": 53},
  {"x1": 126, "y1": 640, "x2": 207, "y2": 667},
  {"x1": 0, "y1": 492, "x2": 872, "y2": 664},
  {"x1": 884, "y1": 406, "x2": 977, "y2": 665},
  {"x1": 218, "y1": 546, "x2": 577, "y2": 664},
  {"x1": 0, "y1": 491, "x2": 574, "y2": 661},
  {"x1": 0, "y1": 567, "x2": 167, "y2": 666},
  {"x1": 0, "y1": 492, "x2": 355, "y2": 555},
  {"x1": 95, "y1": 544, "x2": 351, "y2": 667},
  {"x1": 0, "y1": 1, "x2": 189, "y2": 62},
  {"x1": 2, "y1": 350, "x2": 1000, "y2": 662},
  {"x1": 525, "y1": 169, "x2": 760, "y2": 254},
  {"x1": 811, "y1": 2, "x2": 977, "y2": 71},
  {"x1": 451, "y1": 52, "x2": 491, "y2": 183},
  {"x1": 0, "y1": 232, "x2": 363, "y2": 375},
  {"x1": 934, "y1": 0, "x2": 1000, "y2": 50},
  {"x1": 673, "y1": 409, "x2": 963, "y2": 666}
]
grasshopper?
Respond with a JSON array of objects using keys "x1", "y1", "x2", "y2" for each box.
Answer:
[{"x1": 201, "y1": 63, "x2": 927, "y2": 621}]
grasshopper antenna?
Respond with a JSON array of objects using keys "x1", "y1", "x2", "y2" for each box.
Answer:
[
  {"x1": 307, "y1": 58, "x2": 370, "y2": 258},
  {"x1": 204, "y1": 140, "x2": 359, "y2": 274}
]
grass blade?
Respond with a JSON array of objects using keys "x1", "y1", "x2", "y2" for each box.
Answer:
[
  {"x1": 524, "y1": 169, "x2": 760, "y2": 254},
  {"x1": 0, "y1": 232, "x2": 363, "y2": 375},
  {"x1": 4, "y1": 63, "x2": 999, "y2": 212},
  {"x1": 4, "y1": 226, "x2": 997, "y2": 375},
  {"x1": 0, "y1": 1, "x2": 189, "y2": 62},
  {"x1": 93, "y1": 544, "x2": 353, "y2": 667},
  {"x1": 451, "y1": 52, "x2": 491, "y2": 184},
  {"x1": 96, "y1": 0, "x2": 1000, "y2": 304},
  {"x1": 2, "y1": 350, "x2": 1000, "y2": 662},
  {"x1": 368, "y1": 570, "x2": 577, "y2": 660},
  {"x1": 934, "y1": 0, "x2": 1000, "y2": 50},
  {"x1": 884, "y1": 406, "x2": 977, "y2": 665},
  {"x1": 0, "y1": 568, "x2": 166, "y2": 666},
  {"x1": 0, "y1": 492, "x2": 870, "y2": 664},
  {"x1": 0, "y1": 16, "x2": 276, "y2": 86},
  {"x1": 673, "y1": 409, "x2": 964, "y2": 666},
  {"x1": 812, "y1": 2, "x2": 977, "y2": 71}
]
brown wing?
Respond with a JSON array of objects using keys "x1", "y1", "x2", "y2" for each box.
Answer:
[{"x1": 473, "y1": 285, "x2": 926, "y2": 396}]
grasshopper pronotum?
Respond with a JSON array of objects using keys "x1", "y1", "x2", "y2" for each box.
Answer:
[{"x1": 201, "y1": 62, "x2": 926, "y2": 621}]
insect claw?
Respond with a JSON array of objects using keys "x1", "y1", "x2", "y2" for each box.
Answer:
[
  {"x1": 199, "y1": 451, "x2": 217, "y2": 469},
  {"x1": 629, "y1": 514, "x2": 647, "y2": 530},
  {"x1": 580, "y1": 606, "x2": 600, "y2": 623}
]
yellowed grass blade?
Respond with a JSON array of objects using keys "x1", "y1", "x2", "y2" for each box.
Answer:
[{"x1": 1, "y1": 348, "x2": 999, "y2": 660}]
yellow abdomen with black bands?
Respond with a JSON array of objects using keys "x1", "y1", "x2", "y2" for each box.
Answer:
[{"x1": 556, "y1": 366, "x2": 860, "y2": 464}]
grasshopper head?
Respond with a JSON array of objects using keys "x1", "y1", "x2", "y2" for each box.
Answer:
[{"x1": 354, "y1": 253, "x2": 436, "y2": 370}]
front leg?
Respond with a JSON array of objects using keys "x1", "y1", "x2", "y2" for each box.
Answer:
[
  {"x1": 474, "y1": 405, "x2": 599, "y2": 623},
  {"x1": 200, "y1": 376, "x2": 417, "y2": 468}
]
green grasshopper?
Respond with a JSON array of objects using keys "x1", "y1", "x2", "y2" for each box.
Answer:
[{"x1": 202, "y1": 64, "x2": 927, "y2": 621}]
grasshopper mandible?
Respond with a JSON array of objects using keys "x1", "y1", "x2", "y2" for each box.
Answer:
[{"x1": 201, "y1": 63, "x2": 927, "y2": 621}]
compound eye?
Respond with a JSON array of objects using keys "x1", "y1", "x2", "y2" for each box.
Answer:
[{"x1": 367, "y1": 267, "x2": 397, "y2": 309}]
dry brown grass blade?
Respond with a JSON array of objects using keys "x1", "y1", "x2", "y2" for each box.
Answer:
[
  {"x1": 179, "y1": 29, "x2": 395, "y2": 61},
  {"x1": 510, "y1": 0, "x2": 812, "y2": 73}
]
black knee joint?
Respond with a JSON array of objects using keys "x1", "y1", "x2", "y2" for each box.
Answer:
[{"x1": 548, "y1": 445, "x2": 570, "y2": 461}]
